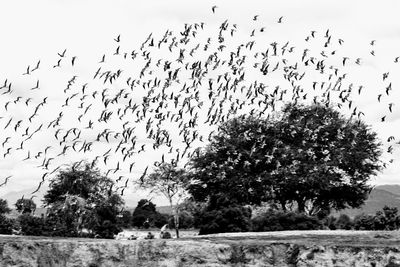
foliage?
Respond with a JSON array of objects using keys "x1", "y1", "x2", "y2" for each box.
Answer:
[
  {"x1": 153, "y1": 213, "x2": 169, "y2": 228},
  {"x1": 354, "y1": 206, "x2": 400, "y2": 230},
  {"x1": 374, "y1": 206, "x2": 400, "y2": 230},
  {"x1": 0, "y1": 198, "x2": 11, "y2": 214},
  {"x1": 177, "y1": 198, "x2": 207, "y2": 228},
  {"x1": 197, "y1": 196, "x2": 252, "y2": 235},
  {"x1": 43, "y1": 162, "x2": 124, "y2": 238},
  {"x1": 0, "y1": 215, "x2": 14, "y2": 234},
  {"x1": 132, "y1": 199, "x2": 158, "y2": 228},
  {"x1": 168, "y1": 210, "x2": 194, "y2": 229},
  {"x1": 117, "y1": 210, "x2": 133, "y2": 228},
  {"x1": 15, "y1": 198, "x2": 37, "y2": 214},
  {"x1": 17, "y1": 214, "x2": 45, "y2": 236},
  {"x1": 188, "y1": 103, "x2": 383, "y2": 215},
  {"x1": 251, "y1": 209, "x2": 322, "y2": 232},
  {"x1": 353, "y1": 214, "x2": 376, "y2": 230}
]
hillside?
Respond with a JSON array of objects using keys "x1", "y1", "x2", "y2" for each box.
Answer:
[
  {"x1": 374, "y1": 184, "x2": 400, "y2": 196},
  {"x1": 335, "y1": 185, "x2": 400, "y2": 218}
]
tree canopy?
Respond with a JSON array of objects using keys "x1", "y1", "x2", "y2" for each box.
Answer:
[
  {"x1": 15, "y1": 198, "x2": 37, "y2": 214},
  {"x1": 188, "y1": 103, "x2": 383, "y2": 215},
  {"x1": 43, "y1": 162, "x2": 124, "y2": 238}
]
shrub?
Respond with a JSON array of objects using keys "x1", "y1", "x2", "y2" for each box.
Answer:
[
  {"x1": 335, "y1": 214, "x2": 353, "y2": 230},
  {"x1": 198, "y1": 204, "x2": 252, "y2": 235},
  {"x1": 353, "y1": 214, "x2": 376, "y2": 230},
  {"x1": 92, "y1": 219, "x2": 121, "y2": 239},
  {"x1": 323, "y1": 215, "x2": 337, "y2": 230},
  {"x1": 117, "y1": 210, "x2": 133, "y2": 228},
  {"x1": 153, "y1": 213, "x2": 169, "y2": 228},
  {"x1": 251, "y1": 209, "x2": 322, "y2": 232},
  {"x1": 18, "y1": 214, "x2": 45, "y2": 236},
  {"x1": 353, "y1": 206, "x2": 400, "y2": 230},
  {"x1": 376, "y1": 206, "x2": 400, "y2": 230},
  {"x1": 0, "y1": 215, "x2": 14, "y2": 235}
]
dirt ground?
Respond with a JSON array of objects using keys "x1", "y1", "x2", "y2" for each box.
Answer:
[{"x1": 2, "y1": 229, "x2": 400, "y2": 245}]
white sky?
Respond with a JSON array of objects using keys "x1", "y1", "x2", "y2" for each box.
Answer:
[{"x1": 0, "y1": 0, "x2": 400, "y2": 206}]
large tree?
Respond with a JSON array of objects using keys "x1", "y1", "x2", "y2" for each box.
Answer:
[
  {"x1": 43, "y1": 162, "x2": 124, "y2": 238},
  {"x1": 188, "y1": 103, "x2": 383, "y2": 216}
]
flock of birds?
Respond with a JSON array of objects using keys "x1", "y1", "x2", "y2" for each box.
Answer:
[{"x1": 0, "y1": 6, "x2": 399, "y2": 197}]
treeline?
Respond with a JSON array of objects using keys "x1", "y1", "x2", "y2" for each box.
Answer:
[
  {"x1": 0, "y1": 103, "x2": 390, "y2": 238},
  {"x1": 0, "y1": 197, "x2": 195, "y2": 238},
  {"x1": 192, "y1": 204, "x2": 400, "y2": 234}
]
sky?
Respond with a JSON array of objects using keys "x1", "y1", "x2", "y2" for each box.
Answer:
[{"x1": 0, "y1": 0, "x2": 400, "y2": 207}]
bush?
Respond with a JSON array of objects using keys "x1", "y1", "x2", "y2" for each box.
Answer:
[
  {"x1": 353, "y1": 206, "x2": 400, "y2": 230},
  {"x1": 18, "y1": 214, "x2": 45, "y2": 236},
  {"x1": 117, "y1": 210, "x2": 133, "y2": 228},
  {"x1": 251, "y1": 209, "x2": 322, "y2": 232},
  {"x1": 0, "y1": 215, "x2": 14, "y2": 235},
  {"x1": 376, "y1": 206, "x2": 400, "y2": 230},
  {"x1": 335, "y1": 214, "x2": 353, "y2": 230},
  {"x1": 353, "y1": 214, "x2": 376, "y2": 230},
  {"x1": 198, "y1": 203, "x2": 252, "y2": 235},
  {"x1": 93, "y1": 219, "x2": 122, "y2": 239},
  {"x1": 153, "y1": 213, "x2": 169, "y2": 228},
  {"x1": 323, "y1": 215, "x2": 337, "y2": 230}
]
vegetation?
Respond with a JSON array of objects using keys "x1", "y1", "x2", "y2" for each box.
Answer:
[
  {"x1": 0, "y1": 104, "x2": 390, "y2": 237},
  {"x1": 0, "y1": 199, "x2": 11, "y2": 215},
  {"x1": 131, "y1": 199, "x2": 168, "y2": 228},
  {"x1": 251, "y1": 209, "x2": 322, "y2": 232},
  {"x1": 15, "y1": 198, "x2": 37, "y2": 214},
  {"x1": 42, "y1": 162, "x2": 124, "y2": 238},
  {"x1": 0, "y1": 198, "x2": 13, "y2": 234},
  {"x1": 140, "y1": 163, "x2": 190, "y2": 238},
  {"x1": 188, "y1": 104, "x2": 383, "y2": 220},
  {"x1": 197, "y1": 196, "x2": 252, "y2": 235}
]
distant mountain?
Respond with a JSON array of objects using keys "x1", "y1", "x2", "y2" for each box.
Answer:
[
  {"x1": 0, "y1": 187, "x2": 47, "y2": 207},
  {"x1": 0, "y1": 187, "x2": 168, "y2": 210},
  {"x1": 374, "y1": 184, "x2": 400, "y2": 196},
  {"x1": 335, "y1": 185, "x2": 400, "y2": 218}
]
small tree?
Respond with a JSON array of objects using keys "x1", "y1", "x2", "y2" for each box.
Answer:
[
  {"x1": 140, "y1": 163, "x2": 189, "y2": 238},
  {"x1": 15, "y1": 198, "x2": 37, "y2": 214}
]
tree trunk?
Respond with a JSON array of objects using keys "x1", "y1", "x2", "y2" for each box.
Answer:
[
  {"x1": 174, "y1": 208, "x2": 180, "y2": 239},
  {"x1": 170, "y1": 200, "x2": 179, "y2": 238}
]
